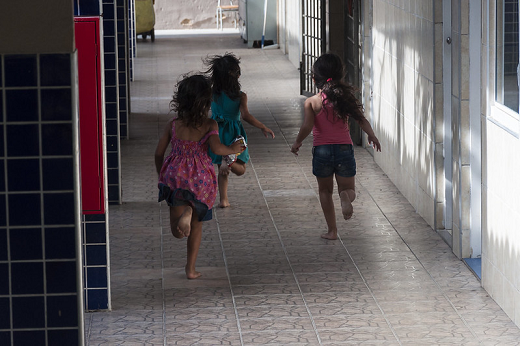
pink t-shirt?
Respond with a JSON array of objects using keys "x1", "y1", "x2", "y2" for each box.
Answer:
[{"x1": 312, "y1": 97, "x2": 353, "y2": 146}]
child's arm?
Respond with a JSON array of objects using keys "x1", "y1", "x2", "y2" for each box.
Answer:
[
  {"x1": 357, "y1": 116, "x2": 381, "y2": 152},
  {"x1": 154, "y1": 119, "x2": 172, "y2": 174},
  {"x1": 206, "y1": 119, "x2": 246, "y2": 156},
  {"x1": 240, "y1": 92, "x2": 275, "y2": 138},
  {"x1": 291, "y1": 97, "x2": 316, "y2": 155}
]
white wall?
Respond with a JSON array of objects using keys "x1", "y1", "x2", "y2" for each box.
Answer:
[
  {"x1": 154, "y1": 0, "x2": 233, "y2": 29},
  {"x1": 481, "y1": 0, "x2": 520, "y2": 327},
  {"x1": 368, "y1": 0, "x2": 436, "y2": 228}
]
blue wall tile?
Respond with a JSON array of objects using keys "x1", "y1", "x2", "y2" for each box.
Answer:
[
  {"x1": 43, "y1": 193, "x2": 75, "y2": 225},
  {"x1": 42, "y1": 158, "x2": 74, "y2": 191},
  {"x1": 0, "y1": 298, "x2": 10, "y2": 329},
  {"x1": 13, "y1": 331, "x2": 46, "y2": 346},
  {"x1": 48, "y1": 329, "x2": 79, "y2": 345},
  {"x1": 87, "y1": 288, "x2": 108, "y2": 310},
  {"x1": 12, "y1": 296, "x2": 45, "y2": 328},
  {"x1": 0, "y1": 263, "x2": 8, "y2": 295},
  {"x1": 47, "y1": 295, "x2": 78, "y2": 327},
  {"x1": 0, "y1": 229, "x2": 6, "y2": 260},
  {"x1": 0, "y1": 195, "x2": 5, "y2": 226},
  {"x1": 6, "y1": 90, "x2": 38, "y2": 122},
  {"x1": 42, "y1": 124, "x2": 73, "y2": 156},
  {"x1": 7, "y1": 159, "x2": 40, "y2": 192},
  {"x1": 0, "y1": 332, "x2": 10, "y2": 346},
  {"x1": 8, "y1": 193, "x2": 41, "y2": 226},
  {"x1": 85, "y1": 214, "x2": 105, "y2": 222},
  {"x1": 87, "y1": 266, "x2": 107, "y2": 288},
  {"x1": 46, "y1": 261, "x2": 77, "y2": 293},
  {"x1": 45, "y1": 227, "x2": 77, "y2": 259},
  {"x1": 11, "y1": 262, "x2": 44, "y2": 295},
  {"x1": 41, "y1": 89, "x2": 72, "y2": 121},
  {"x1": 0, "y1": 160, "x2": 4, "y2": 191},
  {"x1": 6, "y1": 124, "x2": 39, "y2": 157},
  {"x1": 0, "y1": 126, "x2": 4, "y2": 158},
  {"x1": 86, "y1": 245, "x2": 107, "y2": 266},
  {"x1": 85, "y1": 222, "x2": 106, "y2": 243},
  {"x1": 4, "y1": 55, "x2": 37, "y2": 87},
  {"x1": 40, "y1": 54, "x2": 71, "y2": 87},
  {"x1": 78, "y1": 0, "x2": 101, "y2": 15},
  {"x1": 9, "y1": 228, "x2": 42, "y2": 260}
]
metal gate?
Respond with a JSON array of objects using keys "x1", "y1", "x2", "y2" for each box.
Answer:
[{"x1": 300, "y1": 0, "x2": 327, "y2": 96}]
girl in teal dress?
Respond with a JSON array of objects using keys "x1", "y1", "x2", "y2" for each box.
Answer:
[{"x1": 205, "y1": 53, "x2": 275, "y2": 208}]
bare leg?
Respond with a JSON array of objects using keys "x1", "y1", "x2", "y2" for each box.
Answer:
[
  {"x1": 316, "y1": 176, "x2": 337, "y2": 240},
  {"x1": 186, "y1": 217, "x2": 202, "y2": 279},
  {"x1": 336, "y1": 175, "x2": 356, "y2": 220},
  {"x1": 230, "y1": 160, "x2": 246, "y2": 176},
  {"x1": 217, "y1": 164, "x2": 230, "y2": 208},
  {"x1": 169, "y1": 205, "x2": 193, "y2": 238}
]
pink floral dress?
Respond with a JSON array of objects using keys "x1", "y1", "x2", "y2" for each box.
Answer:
[{"x1": 158, "y1": 120, "x2": 218, "y2": 221}]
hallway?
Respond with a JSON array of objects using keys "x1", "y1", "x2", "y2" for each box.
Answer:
[{"x1": 84, "y1": 32, "x2": 520, "y2": 345}]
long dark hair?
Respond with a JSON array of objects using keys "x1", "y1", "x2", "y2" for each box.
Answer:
[
  {"x1": 312, "y1": 53, "x2": 365, "y2": 124},
  {"x1": 169, "y1": 74, "x2": 212, "y2": 128},
  {"x1": 203, "y1": 53, "x2": 242, "y2": 100}
]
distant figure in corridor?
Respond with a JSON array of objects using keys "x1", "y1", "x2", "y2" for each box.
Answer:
[
  {"x1": 291, "y1": 53, "x2": 381, "y2": 240},
  {"x1": 204, "y1": 53, "x2": 275, "y2": 208},
  {"x1": 155, "y1": 74, "x2": 245, "y2": 279}
]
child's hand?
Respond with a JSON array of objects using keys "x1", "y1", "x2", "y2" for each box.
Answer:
[
  {"x1": 230, "y1": 140, "x2": 246, "y2": 154},
  {"x1": 368, "y1": 135, "x2": 381, "y2": 152},
  {"x1": 290, "y1": 142, "x2": 302, "y2": 155},
  {"x1": 261, "y1": 127, "x2": 275, "y2": 138}
]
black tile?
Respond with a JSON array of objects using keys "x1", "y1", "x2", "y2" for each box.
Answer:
[
  {"x1": 11, "y1": 262, "x2": 43, "y2": 295},
  {"x1": 106, "y1": 119, "x2": 118, "y2": 137},
  {"x1": 0, "y1": 125, "x2": 4, "y2": 158},
  {"x1": 87, "y1": 288, "x2": 108, "y2": 310},
  {"x1": 42, "y1": 158, "x2": 74, "y2": 191},
  {"x1": 6, "y1": 89, "x2": 38, "y2": 122},
  {"x1": 105, "y1": 69, "x2": 117, "y2": 87},
  {"x1": 85, "y1": 222, "x2": 106, "y2": 243},
  {"x1": 105, "y1": 102, "x2": 118, "y2": 119},
  {"x1": 0, "y1": 194, "x2": 5, "y2": 226},
  {"x1": 0, "y1": 229, "x2": 6, "y2": 260},
  {"x1": 103, "y1": 36, "x2": 116, "y2": 53},
  {"x1": 12, "y1": 297, "x2": 45, "y2": 328},
  {"x1": 106, "y1": 135, "x2": 118, "y2": 151},
  {"x1": 43, "y1": 193, "x2": 75, "y2": 225},
  {"x1": 103, "y1": 19, "x2": 115, "y2": 36},
  {"x1": 7, "y1": 159, "x2": 40, "y2": 192},
  {"x1": 0, "y1": 332, "x2": 10, "y2": 346},
  {"x1": 86, "y1": 244, "x2": 106, "y2": 265},
  {"x1": 45, "y1": 227, "x2": 77, "y2": 259},
  {"x1": 84, "y1": 213, "x2": 105, "y2": 222},
  {"x1": 0, "y1": 263, "x2": 8, "y2": 295},
  {"x1": 48, "y1": 329, "x2": 79, "y2": 346},
  {"x1": 41, "y1": 88, "x2": 72, "y2": 121},
  {"x1": 8, "y1": 193, "x2": 41, "y2": 226},
  {"x1": 47, "y1": 295, "x2": 78, "y2": 327},
  {"x1": 10, "y1": 228, "x2": 42, "y2": 261},
  {"x1": 104, "y1": 54, "x2": 116, "y2": 69},
  {"x1": 87, "y1": 266, "x2": 107, "y2": 288},
  {"x1": 108, "y1": 186, "x2": 119, "y2": 202},
  {"x1": 107, "y1": 168, "x2": 119, "y2": 185},
  {"x1": 6, "y1": 124, "x2": 39, "y2": 157},
  {"x1": 103, "y1": 2, "x2": 115, "y2": 19},
  {"x1": 78, "y1": 0, "x2": 101, "y2": 15},
  {"x1": 46, "y1": 261, "x2": 77, "y2": 293},
  {"x1": 4, "y1": 55, "x2": 37, "y2": 87},
  {"x1": 0, "y1": 96, "x2": 3, "y2": 122},
  {"x1": 0, "y1": 298, "x2": 9, "y2": 329},
  {"x1": 13, "y1": 331, "x2": 45, "y2": 346},
  {"x1": 107, "y1": 152, "x2": 119, "y2": 169},
  {"x1": 0, "y1": 160, "x2": 4, "y2": 191},
  {"x1": 40, "y1": 54, "x2": 71, "y2": 87},
  {"x1": 42, "y1": 123, "x2": 73, "y2": 156}
]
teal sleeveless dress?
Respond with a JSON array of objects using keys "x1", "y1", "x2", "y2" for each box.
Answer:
[{"x1": 208, "y1": 92, "x2": 250, "y2": 164}]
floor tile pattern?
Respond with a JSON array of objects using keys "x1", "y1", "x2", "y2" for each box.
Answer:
[{"x1": 84, "y1": 32, "x2": 520, "y2": 345}]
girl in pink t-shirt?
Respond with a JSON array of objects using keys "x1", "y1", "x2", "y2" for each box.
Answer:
[
  {"x1": 155, "y1": 74, "x2": 244, "y2": 278},
  {"x1": 291, "y1": 53, "x2": 381, "y2": 240}
]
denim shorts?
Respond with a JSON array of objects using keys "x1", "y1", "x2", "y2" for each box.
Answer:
[{"x1": 312, "y1": 144, "x2": 356, "y2": 178}]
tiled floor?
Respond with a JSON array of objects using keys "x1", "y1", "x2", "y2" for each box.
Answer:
[{"x1": 84, "y1": 31, "x2": 520, "y2": 345}]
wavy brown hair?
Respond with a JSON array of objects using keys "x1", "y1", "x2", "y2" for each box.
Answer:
[
  {"x1": 169, "y1": 74, "x2": 212, "y2": 128},
  {"x1": 312, "y1": 53, "x2": 365, "y2": 124}
]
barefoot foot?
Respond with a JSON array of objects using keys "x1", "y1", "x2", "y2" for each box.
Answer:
[
  {"x1": 177, "y1": 206, "x2": 193, "y2": 237},
  {"x1": 218, "y1": 200, "x2": 230, "y2": 208},
  {"x1": 185, "y1": 265, "x2": 202, "y2": 279},
  {"x1": 340, "y1": 190, "x2": 353, "y2": 220},
  {"x1": 321, "y1": 231, "x2": 338, "y2": 240}
]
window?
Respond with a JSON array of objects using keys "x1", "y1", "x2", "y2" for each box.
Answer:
[{"x1": 496, "y1": 0, "x2": 519, "y2": 113}]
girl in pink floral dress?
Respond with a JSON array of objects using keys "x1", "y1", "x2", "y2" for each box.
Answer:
[{"x1": 155, "y1": 74, "x2": 244, "y2": 279}]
